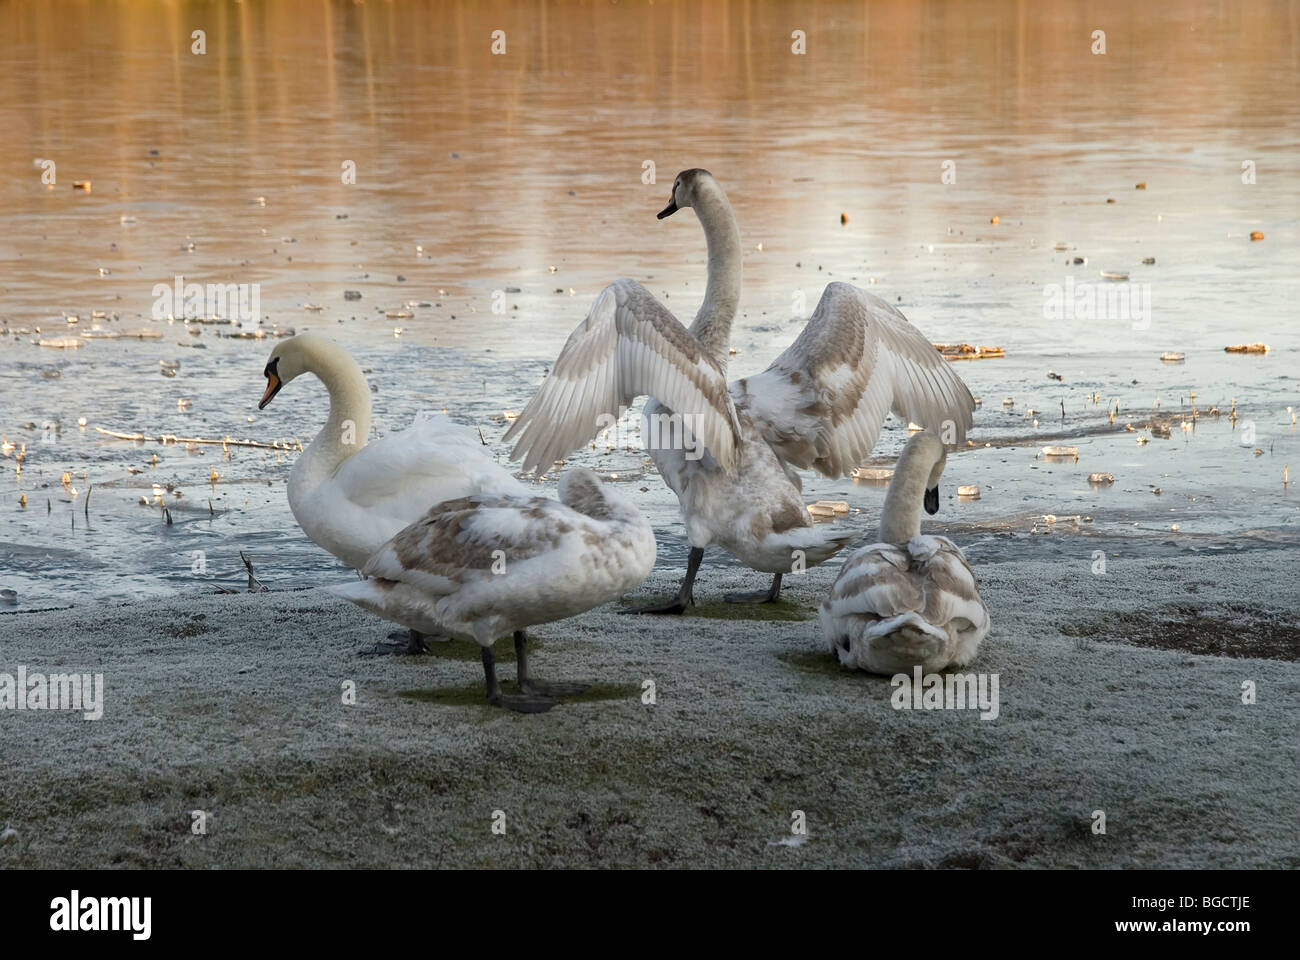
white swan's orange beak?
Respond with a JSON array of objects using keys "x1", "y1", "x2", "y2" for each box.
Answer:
[{"x1": 259, "y1": 359, "x2": 282, "y2": 409}]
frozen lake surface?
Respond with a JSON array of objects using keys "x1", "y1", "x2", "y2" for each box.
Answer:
[{"x1": 1, "y1": 0, "x2": 1297, "y2": 611}]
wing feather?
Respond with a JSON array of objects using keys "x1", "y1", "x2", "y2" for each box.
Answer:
[
  {"x1": 333, "y1": 415, "x2": 525, "y2": 511},
  {"x1": 504, "y1": 279, "x2": 740, "y2": 473},
  {"x1": 731, "y1": 282, "x2": 975, "y2": 478}
]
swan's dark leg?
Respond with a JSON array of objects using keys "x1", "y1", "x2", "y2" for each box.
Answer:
[
  {"x1": 620, "y1": 547, "x2": 704, "y2": 615},
  {"x1": 481, "y1": 644, "x2": 555, "y2": 713},
  {"x1": 514, "y1": 630, "x2": 588, "y2": 697},
  {"x1": 399, "y1": 630, "x2": 432, "y2": 653},
  {"x1": 361, "y1": 629, "x2": 435, "y2": 656},
  {"x1": 724, "y1": 573, "x2": 783, "y2": 604}
]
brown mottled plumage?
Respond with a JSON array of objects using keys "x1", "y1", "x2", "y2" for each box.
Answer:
[
  {"x1": 330, "y1": 469, "x2": 656, "y2": 712},
  {"x1": 731, "y1": 283, "x2": 975, "y2": 480},
  {"x1": 821, "y1": 433, "x2": 989, "y2": 673}
]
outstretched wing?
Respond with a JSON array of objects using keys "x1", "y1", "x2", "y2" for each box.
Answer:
[
  {"x1": 730, "y1": 282, "x2": 975, "y2": 479},
  {"x1": 504, "y1": 279, "x2": 741, "y2": 474}
]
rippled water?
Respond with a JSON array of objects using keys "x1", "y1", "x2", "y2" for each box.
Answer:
[{"x1": 1, "y1": 0, "x2": 1297, "y2": 611}]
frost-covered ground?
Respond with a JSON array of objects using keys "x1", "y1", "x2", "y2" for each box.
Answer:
[{"x1": 2, "y1": 548, "x2": 1296, "y2": 869}]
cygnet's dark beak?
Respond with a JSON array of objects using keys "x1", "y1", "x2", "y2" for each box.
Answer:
[{"x1": 924, "y1": 486, "x2": 939, "y2": 515}]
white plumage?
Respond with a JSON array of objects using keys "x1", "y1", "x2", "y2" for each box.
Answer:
[
  {"x1": 329, "y1": 469, "x2": 656, "y2": 713},
  {"x1": 820, "y1": 432, "x2": 990, "y2": 673},
  {"x1": 258, "y1": 333, "x2": 526, "y2": 571}
]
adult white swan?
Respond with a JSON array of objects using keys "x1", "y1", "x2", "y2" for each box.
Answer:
[
  {"x1": 504, "y1": 169, "x2": 975, "y2": 613},
  {"x1": 258, "y1": 333, "x2": 526, "y2": 650},
  {"x1": 329, "y1": 469, "x2": 656, "y2": 713},
  {"x1": 820, "y1": 431, "x2": 990, "y2": 673}
]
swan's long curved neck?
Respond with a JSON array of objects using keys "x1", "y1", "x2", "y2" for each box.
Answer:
[
  {"x1": 298, "y1": 349, "x2": 373, "y2": 484},
  {"x1": 687, "y1": 184, "x2": 742, "y2": 366},
  {"x1": 878, "y1": 448, "x2": 932, "y2": 544}
]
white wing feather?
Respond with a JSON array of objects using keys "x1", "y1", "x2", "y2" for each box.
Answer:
[
  {"x1": 332, "y1": 414, "x2": 525, "y2": 512},
  {"x1": 504, "y1": 279, "x2": 741, "y2": 474}
]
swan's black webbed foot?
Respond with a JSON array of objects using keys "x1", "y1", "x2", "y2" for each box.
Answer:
[
  {"x1": 513, "y1": 631, "x2": 588, "y2": 698},
  {"x1": 620, "y1": 546, "x2": 703, "y2": 616},
  {"x1": 488, "y1": 690, "x2": 558, "y2": 714},
  {"x1": 481, "y1": 642, "x2": 557, "y2": 714}
]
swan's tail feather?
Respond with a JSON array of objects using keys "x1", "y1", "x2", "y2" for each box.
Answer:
[
  {"x1": 326, "y1": 579, "x2": 443, "y2": 638},
  {"x1": 823, "y1": 610, "x2": 952, "y2": 674},
  {"x1": 762, "y1": 526, "x2": 857, "y2": 570}
]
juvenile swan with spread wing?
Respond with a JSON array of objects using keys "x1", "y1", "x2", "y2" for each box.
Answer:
[
  {"x1": 329, "y1": 469, "x2": 656, "y2": 713},
  {"x1": 505, "y1": 170, "x2": 975, "y2": 613},
  {"x1": 820, "y1": 431, "x2": 990, "y2": 673}
]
